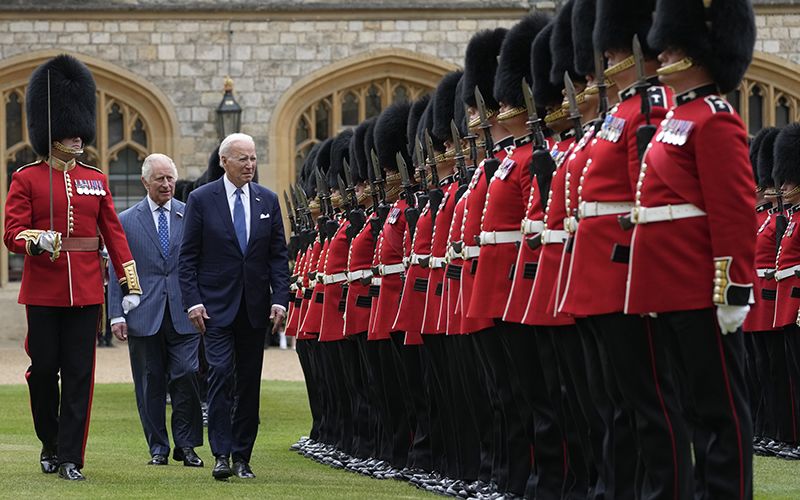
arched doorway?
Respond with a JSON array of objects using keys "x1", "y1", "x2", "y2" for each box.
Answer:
[
  {"x1": 0, "y1": 49, "x2": 180, "y2": 286},
  {"x1": 267, "y1": 49, "x2": 459, "y2": 219}
]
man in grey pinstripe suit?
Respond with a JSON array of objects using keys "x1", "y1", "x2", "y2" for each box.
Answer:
[{"x1": 109, "y1": 153, "x2": 204, "y2": 467}]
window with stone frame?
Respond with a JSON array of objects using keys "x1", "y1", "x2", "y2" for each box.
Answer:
[
  {"x1": 2, "y1": 84, "x2": 150, "y2": 281},
  {"x1": 725, "y1": 76, "x2": 800, "y2": 137},
  {"x1": 293, "y1": 78, "x2": 433, "y2": 183}
]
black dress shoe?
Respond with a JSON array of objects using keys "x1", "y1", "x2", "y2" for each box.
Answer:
[
  {"x1": 232, "y1": 459, "x2": 255, "y2": 478},
  {"x1": 173, "y1": 447, "x2": 204, "y2": 467},
  {"x1": 58, "y1": 462, "x2": 86, "y2": 481},
  {"x1": 213, "y1": 456, "x2": 232, "y2": 480},
  {"x1": 148, "y1": 454, "x2": 168, "y2": 465},
  {"x1": 40, "y1": 445, "x2": 58, "y2": 474}
]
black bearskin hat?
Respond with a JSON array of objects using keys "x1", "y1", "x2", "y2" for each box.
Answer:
[
  {"x1": 419, "y1": 104, "x2": 445, "y2": 155},
  {"x1": 594, "y1": 0, "x2": 658, "y2": 58},
  {"x1": 328, "y1": 129, "x2": 354, "y2": 189},
  {"x1": 532, "y1": 23, "x2": 564, "y2": 107},
  {"x1": 572, "y1": 0, "x2": 599, "y2": 77},
  {"x1": 312, "y1": 137, "x2": 335, "y2": 197},
  {"x1": 550, "y1": 1, "x2": 582, "y2": 83},
  {"x1": 462, "y1": 28, "x2": 508, "y2": 111},
  {"x1": 350, "y1": 118, "x2": 375, "y2": 185},
  {"x1": 374, "y1": 99, "x2": 412, "y2": 175},
  {"x1": 26, "y1": 54, "x2": 97, "y2": 158},
  {"x1": 749, "y1": 126, "x2": 777, "y2": 189},
  {"x1": 408, "y1": 94, "x2": 431, "y2": 162},
  {"x1": 433, "y1": 71, "x2": 463, "y2": 142},
  {"x1": 647, "y1": 0, "x2": 755, "y2": 94},
  {"x1": 495, "y1": 12, "x2": 551, "y2": 110},
  {"x1": 774, "y1": 123, "x2": 800, "y2": 187},
  {"x1": 757, "y1": 127, "x2": 780, "y2": 189},
  {"x1": 301, "y1": 142, "x2": 322, "y2": 199},
  {"x1": 454, "y1": 77, "x2": 469, "y2": 138}
]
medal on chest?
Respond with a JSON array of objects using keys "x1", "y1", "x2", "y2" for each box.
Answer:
[
  {"x1": 786, "y1": 222, "x2": 796, "y2": 239},
  {"x1": 494, "y1": 157, "x2": 516, "y2": 181},
  {"x1": 656, "y1": 119, "x2": 695, "y2": 146},
  {"x1": 387, "y1": 207, "x2": 402, "y2": 224},
  {"x1": 598, "y1": 114, "x2": 626, "y2": 143},
  {"x1": 75, "y1": 179, "x2": 106, "y2": 196}
]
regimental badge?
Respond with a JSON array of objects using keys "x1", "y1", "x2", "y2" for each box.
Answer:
[
  {"x1": 648, "y1": 86, "x2": 668, "y2": 109},
  {"x1": 387, "y1": 207, "x2": 402, "y2": 224},
  {"x1": 704, "y1": 95, "x2": 734, "y2": 115},
  {"x1": 598, "y1": 114, "x2": 626, "y2": 143},
  {"x1": 758, "y1": 215, "x2": 771, "y2": 234},
  {"x1": 787, "y1": 222, "x2": 796, "y2": 238},
  {"x1": 494, "y1": 157, "x2": 516, "y2": 181},
  {"x1": 656, "y1": 119, "x2": 696, "y2": 146}
]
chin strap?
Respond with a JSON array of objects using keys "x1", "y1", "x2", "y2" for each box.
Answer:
[
  {"x1": 656, "y1": 57, "x2": 695, "y2": 76},
  {"x1": 52, "y1": 141, "x2": 84, "y2": 155}
]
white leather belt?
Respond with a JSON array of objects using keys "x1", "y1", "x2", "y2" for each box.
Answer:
[
  {"x1": 542, "y1": 230, "x2": 569, "y2": 244},
  {"x1": 410, "y1": 253, "x2": 430, "y2": 266},
  {"x1": 371, "y1": 277, "x2": 382, "y2": 286},
  {"x1": 447, "y1": 247, "x2": 461, "y2": 260},
  {"x1": 776, "y1": 265, "x2": 800, "y2": 281},
  {"x1": 308, "y1": 281, "x2": 316, "y2": 289},
  {"x1": 290, "y1": 283, "x2": 298, "y2": 292},
  {"x1": 564, "y1": 216, "x2": 579, "y2": 233},
  {"x1": 632, "y1": 204, "x2": 706, "y2": 224},
  {"x1": 348, "y1": 269, "x2": 373, "y2": 282},
  {"x1": 479, "y1": 230, "x2": 524, "y2": 245},
  {"x1": 430, "y1": 256, "x2": 447, "y2": 269},
  {"x1": 462, "y1": 245, "x2": 481, "y2": 259},
  {"x1": 377, "y1": 263, "x2": 405, "y2": 276},
  {"x1": 520, "y1": 219, "x2": 545, "y2": 235},
  {"x1": 323, "y1": 272, "x2": 348, "y2": 285},
  {"x1": 579, "y1": 201, "x2": 635, "y2": 218},
  {"x1": 756, "y1": 268, "x2": 774, "y2": 278}
]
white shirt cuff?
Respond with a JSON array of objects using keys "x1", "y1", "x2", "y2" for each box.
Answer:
[
  {"x1": 272, "y1": 304, "x2": 286, "y2": 312},
  {"x1": 188, "y1": 304, "x2": 204, "y2": 313},
  {"x1": 110, "y1": 317, "x2": 126, "y2": 325}
]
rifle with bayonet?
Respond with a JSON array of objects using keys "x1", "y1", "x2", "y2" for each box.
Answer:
[
  {"x1": 294, "y1": 183, "x2": 318, "y2": 247},
  {"x1": 415, "y1": 137, "x2": 431, "y2": 211},
  {"x1": 463, "y1": 103, "x2": 480, "y2": 189},
  {"x1": 452, "y1": 119, "x2": 470, "y2": 201},
  {"x1": 775, "y1": 183, "x2": 789, "y2": 260},
  {"x1": 565, "y1": 73, "x2": 584, "y2": 143},
  {"x1": 425, "y1": 129, "x2": 444, "y2": 225},
  {"x1": 475, "y1": 86, "x2": 501, "y2": 180},
  {"x1": 523, "y1": 77, "x2": 556, "y2": 211},
  {"x1": 343, "y1": 158, "x2": 367, "y2": 242},
  {"x1": 370, "y1": 149, "x2": 391, "y2": 228},
  {"x1": 397, "y1": 152, "x2": 421, "y2": 239},
  {"x1": 284, "y1": 190, "x2": 301, "y2": 257},
  {"x1": 315, "y1": 167, "x2": 339, "y2": 241},
  {"x1": 594, "y1": 49, "x2": 610, "y2": 120},
  {"x1": 633, "y1": 34, "x2": 656, "y2": 162}
]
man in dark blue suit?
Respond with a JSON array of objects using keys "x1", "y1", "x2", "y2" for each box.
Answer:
[
  {"x1": 179, "y1": 133, "x2": 290, "y2": 480},
  {"x1": 109, "y1": 154, "x2": 204, "y2": 468}
]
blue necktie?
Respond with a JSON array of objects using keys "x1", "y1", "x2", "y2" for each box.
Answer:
[
  {"x1": 234, "y1": 188, "x2": 247, "y2": 253},
  {"x1": 157, "y1": 206, "x2": 169, "y2": 259}
]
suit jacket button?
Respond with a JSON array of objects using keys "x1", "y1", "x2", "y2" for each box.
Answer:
[{"x1": 162, "y1": 291, "x2": 167, "y2": 295}]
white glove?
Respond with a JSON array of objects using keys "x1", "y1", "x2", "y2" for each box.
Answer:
[
  {"x1": 716, "y1": 305, "x2": 750, "y2": 335},
  {"x1": 122, "y1": 294, "x2": 140, "y2": 314},
  {"x1": 39, "y1": 230, "x2": 61, "y2": 254}
]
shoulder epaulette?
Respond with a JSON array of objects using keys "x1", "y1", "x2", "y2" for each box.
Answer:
[
  {"x1": 648, "y1": 86, "x2": 669, "y2": 109},
  {"x1": 16, "y1": 159, "x2": 44, "y2": 172},
  {"x1": 77, "y1": 161, "x2": 103, "y2": 173},
  {"x1": 704, "y1": 95, "x2": 734, "y2": 115}
]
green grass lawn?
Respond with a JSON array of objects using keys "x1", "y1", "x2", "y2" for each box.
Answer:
[{"x1": 0, "y1": 381, "x2": 798, "y2": 499}]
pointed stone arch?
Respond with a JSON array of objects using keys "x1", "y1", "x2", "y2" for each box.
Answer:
[{"x1": 266, "y1": 49, "x2": 459, "y2": 200}]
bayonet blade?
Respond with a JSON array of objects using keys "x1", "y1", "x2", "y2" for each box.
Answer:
[
  {"x1": 633, "y1": 34, "x2": 647, "y2": 85},
  {"x1": 289, "y1": 183, "x2": 298, "y2": 207},
  {"x1": 565, "y1": 73, "x2": 580, "y2": 120},
  {"x1": 450, "y1": 119, "x2": 463, "y2": 151},
  {"x1": 370, "y1": 149, "x2": 384, "y2": 183},
  {"x1": 475, "y1": 86, "x2": 489, "y2": 127},
  {"x1": 397, "y1": 152, "x2": 411, "y2": 186},
  {"x1": 337, "y1": 174, "x2": 348, "y2": 205},
  {"x1": 522, "y1": 77, "x2": 539, "y2": 123},
  {"x1": 284, "y1": 190, "x2": 294, "y2": 214},
  {"x1": 594, "y1": 48, "x2": 607, "y2": 83},
  {"x1": 343, "y1": 157, "x2": 354, "y2": 188},
  {"x1": 415, "y1": 136, "x2": 425, "y2": 169},
  {"x1": 424, "y1": 129, "x2": 437, "y2": 166}
]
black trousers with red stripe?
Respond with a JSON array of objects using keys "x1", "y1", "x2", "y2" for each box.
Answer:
[
  {"x1": 25, "y1": 304, "x2": 101, "y2": 468},
  {"x1": 657, "y1": 308, "x2": 753, "y2": 500}
]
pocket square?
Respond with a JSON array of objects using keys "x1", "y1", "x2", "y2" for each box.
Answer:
[{"x1": 260, "y1": 213, "x2": 270, "y2": 219}]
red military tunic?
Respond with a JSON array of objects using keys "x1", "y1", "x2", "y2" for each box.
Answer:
[
  {"x1": 524, "y1": 134, "x2": 577, "y2": 326},
  {"x1": 560, "y1": 84, "x2": 670, "y2": 316},
  {"x1": 394, "y1": 198, "x2": 434, "y2": 335},
  {"x1": 774, "y1": 206, "x2": 800, "y2": 328},
  {"x1": 285, "y1": 248, "x2": 307, "y2": 337},
  {"x1": 743, "y1": 203, "x2": 781, "y2": 332},
  {"x1": 344, "y1": 212, "x2": 378, "y2": 336},
  {"x1": 422, "y1": 180, "x2": 459, "y2": 334},
  {"x1": 319, "y1": 218, "x2": 350, "y2": 341},
  {"x1": 370, "y1": 198, "x2": 409, "y2": 339},
  {"x1": 503, "y1": 137, "x2": 543, "y2": 323},
  {"x1": 297, "y1": 238, "x2": 322, "y2": 336},
  {"x1": 469, "y1": 136, "x2": 533, "y2": 319},
  {"x1": 443, "y1": 190, "x2": 468, "y2": 334},
  {"x1": 460, "y1": 137, "x2": 513, "y2": 328},
  {"x1": 300, "y1": 236, "x2": 329, "y2": 335},
  {"x1": 625, "y1": 85, "x2": 755, "y2": 314},
  {"x1": 4, "y1": 159, "x2": 136, "y2": 306}
]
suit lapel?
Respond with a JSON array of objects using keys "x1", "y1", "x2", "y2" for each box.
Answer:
[
  {"x1": 169, "y1": 202, "x2": 183, "y2": 258},
  {"x1": 212, "y1": 178, "x2": 243, "y2": 254},
  {"x1": 136, "y1": 198, "x2": 164, "y2": 259},
  {"x1": 247, "y1": 184, "x2": 263, "y2": 256}
]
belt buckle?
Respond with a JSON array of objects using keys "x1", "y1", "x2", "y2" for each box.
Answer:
[{"x1": 632, "y1": 206, "x2": 640, "y2": 224}]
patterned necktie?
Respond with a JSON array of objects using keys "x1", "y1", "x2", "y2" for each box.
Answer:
[
  {"x1": 234, "y1": 188, "x2": 247, "y2": 253},
  {"x1": 157, "y1": 206, "x2": 169, "y2": 259}
]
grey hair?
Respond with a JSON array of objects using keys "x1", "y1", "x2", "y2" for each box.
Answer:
[
  {"x1": 141, "y1": 153, "x2": 178, "y2": 182},
  {"x1": 219, "y1": 133, "x2": 255, "y2": 167}
]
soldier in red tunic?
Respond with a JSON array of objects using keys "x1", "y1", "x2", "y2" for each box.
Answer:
[
  {"x1": 4, "y1": 55, "x2": 141, "y2": 480},
  {"x1": 625, "y1": 0, "x2": 757, "y2": 497}
]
